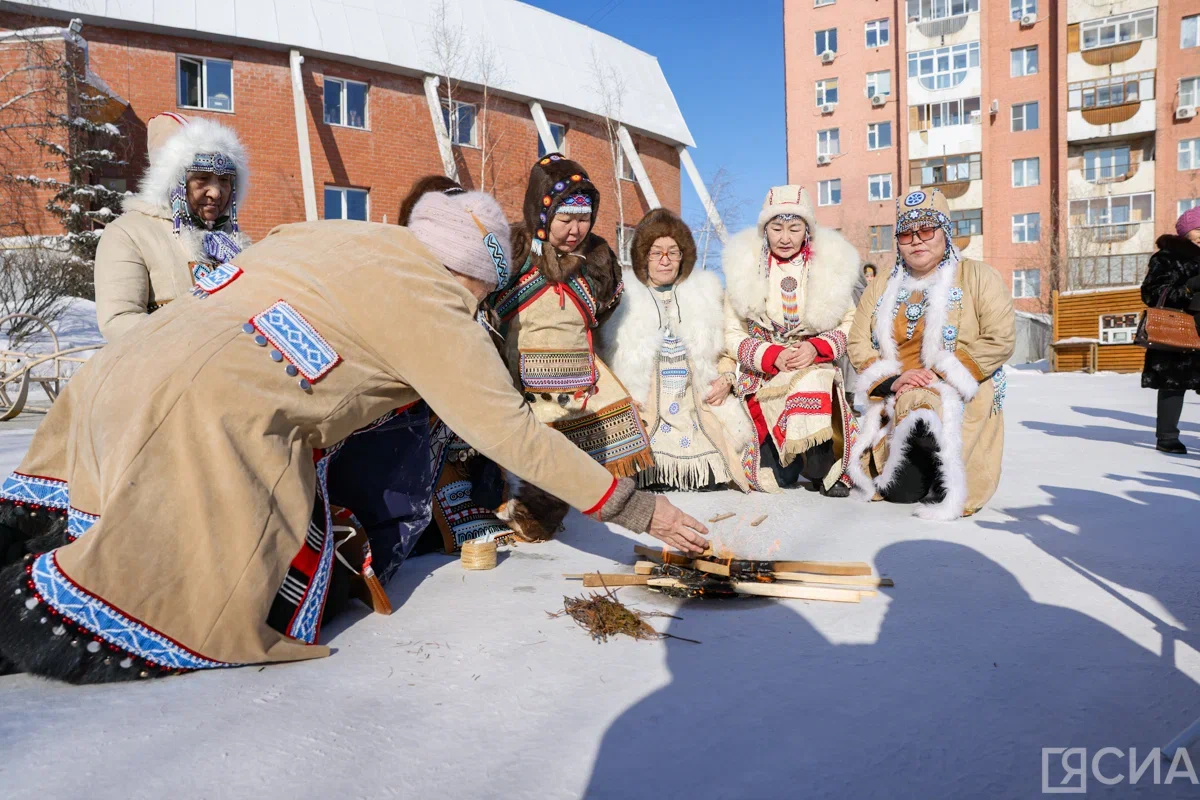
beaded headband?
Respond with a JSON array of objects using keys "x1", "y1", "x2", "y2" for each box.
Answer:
[{"x1": 471, "y1": 212, "x2": 511, "y2": 288}]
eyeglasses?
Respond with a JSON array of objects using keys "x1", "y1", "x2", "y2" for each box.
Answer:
[
  {"x1": 895, "y1": 226, "x2": 940, "y2": 245},
  {"x1": 648, "y1": 248, "x2": 683, "y2": 262}
]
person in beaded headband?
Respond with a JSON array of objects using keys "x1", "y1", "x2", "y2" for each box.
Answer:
[
  {"x1": 846, "y1": 187, "x2": 1015, "y2": 521},
  {"x1": 94, "y1": 113, "x2": 251, "y2": 342}
]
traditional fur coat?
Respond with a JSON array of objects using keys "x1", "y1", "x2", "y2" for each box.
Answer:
[
  {"x1": 95, "y1": 117, "x2": 251, "y2": 341},
  {"x1": 1141, "y1": 235, "x2": 1200, "y2": 392},
  {"x1": 600, "y1": 267, "x2": 753, "y2": 490},
  {"x1": 722, "y1": 221, "x2": 861, "y2": 491},
  {"x1": 847, "y1": 257, "x2": 1015, "y2": 520}
]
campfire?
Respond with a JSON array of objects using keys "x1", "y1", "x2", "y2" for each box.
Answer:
[{"x1": 566, "y1": 544, "x2": 894, "y2": 604}]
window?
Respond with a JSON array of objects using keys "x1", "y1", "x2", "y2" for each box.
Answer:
[
  {"x1": 868, "y1": 173, "x2": 893, "y2": 201},
  {"x1": 1080, "y1": 9, "x2": 1157, "y2": 51},
  {"x1": 869, "y1": 225, "x2": 894, "y2": 251},
  {"x1": 815, "y1": 28, "x2": 838, "y2": 55},
  {"x1": 324, "y1": 187, "x2": 368, "y2": 221},
  {"x1": 1068, "y1": 254, "x2": 1149, "y2": 289},
  {"x1": 1184, "y1": 15, "x2": 1200, "y2": 49},
  {"x1": 1067, "y1": 72, "x2": 1155, "y2": 111},
  {"x1": 911, "y1": 97, "x2": 982, "y2": 130},
  {"x1": 1182, "y1": 77, "x2": 1200, "y2": 108},
  {"x1": 1013, "y1": 269, "x2": 1041, "y2": 298},
  {"x1": 907, "y1": 42, "x2": 980, "y2": 91},
  {"x1": 818, "y1": 179, "x2": 842, "y2": 206},
  {"x1": 950, "y1": 208, "x2": 982, "y2": 237},
  {"x1": 1010, "y1": 0, "x2": 1035, "y2": 21},
  {"x1": 1180, "y1": 139, "x2": 1200, "y2": 171},
  {"x1": 865, "y1": 19, "x2": 890, "y2": 48},
  {"x1": 1084, "y1": 146, "x2": 1131, "y2": 181},
  {"x1": 867, "y1": 122, "x2": 892, "y2": 150},
  {"x1": 618, "y1": 225, "x2": 636, "y2": 265},
  {"x1": 323, "y1": 77, "x2": 367, "y2": 129},
  {"x1": 906, "y1": 0, "x2": 978, "y2": 23},
  {"x1": 1181, "y1": 198, "x2": 1200, "y2": 216},
  {"x1": 1012, "y1": 213, "x2": 1040, "y2": 243},
  {"x1": 1012, "y1": 158, "x2": 1040, "y2": 187},
  {"x1": 442, "y1": 100, "x2": 477, "y2": 147},
  {"x1": 1069, "y1": 193, "x2": 1154, "y2": 241},
  {"x1": 177, "y1": 56, "x2": 233, "y2": 112},
  {"x1": 538, "y1": 122, "x2": 566, "y2": 159},
  {"x1": 817, "y1": 128, "x2": 840, "y2": 157},
  {"x1": 816, "y1": 79, "x2": 839, "y2": 106},
  {"x1": 1011, "y1": 46, "x2": 1038, "y2": 77},
  {"x1": 1011, "y1": 102, "x2": 1039, "y2": 132},
  {"x1": 866, "y1": 70, "x2": 892, "y2": 98},
  {"x1": 910, "y1": 153, "x2": 982, "y2": 185}
]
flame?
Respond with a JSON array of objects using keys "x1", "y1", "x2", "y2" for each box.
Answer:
[{"x1": 766, "y1": 539, "x2": 781, "y2": 558}]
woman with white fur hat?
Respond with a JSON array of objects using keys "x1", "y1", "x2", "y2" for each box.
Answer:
[
  {"x1": 0, "y1": 190, "x2": 709, "y2": 684},
  {"x1": 721, "y1": 185, "x2": 862, "y2": 495},
  {"x1": 847, "y1": 188, "x2": 1015, "y2": 520},
  {"x1": 93, "y1": 112, "x2": 251, "y2": 341}
]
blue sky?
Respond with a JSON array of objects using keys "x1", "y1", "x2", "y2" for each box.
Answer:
[{"x1": 517, "y1": 0, "x2": 786, "y2": 234}]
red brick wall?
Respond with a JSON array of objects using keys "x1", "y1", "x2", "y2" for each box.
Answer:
[{"x1": 0, "y1": 12, "x2": 682, "y2": 250}]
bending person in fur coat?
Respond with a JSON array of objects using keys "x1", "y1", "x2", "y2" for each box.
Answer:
[
  {"x1": 599, "y1": 209, "x2": 752, "y2": 491},
  {"x1": 489, "y1": 155, "x2": 652, "y2": 541},
  {"x1": 722, "y1": 185, "x2": 861, "y2": 495},
  {"x1": 847, "y1": 188, "x2": 1014, "y2": 520},
  {"x1": 94, "y1": 112, "x2": 251, "y2": 341}
]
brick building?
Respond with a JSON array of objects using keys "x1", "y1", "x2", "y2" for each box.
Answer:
[
  {"x1": 784, "y1": 0, "x2": 1200, "y2": 315},
  {"x1": 1, "y1": 0, "x2": 726, "y2": 264}
]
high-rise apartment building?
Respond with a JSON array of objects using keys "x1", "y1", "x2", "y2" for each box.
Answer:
[{"x1": 784, "y1": 0, "x2": 1200, "y2": 313}]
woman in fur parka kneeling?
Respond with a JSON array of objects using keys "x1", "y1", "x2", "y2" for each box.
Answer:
[{"x1": 599, "y1": 210, "x2": 752, "y2": 491}]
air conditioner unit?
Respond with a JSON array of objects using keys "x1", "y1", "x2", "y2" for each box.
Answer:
[
  {"x1": 817, "y1": 154, "x2": 832, "y2": 165},
  {"x1": 989, "y1": 99, "x2": 1000, "y2": 115},
  {"x1": 870, "y1": 94, "x2": 885, "y2": 107},
  {"x1": 820, "y1": 49, "x2": 835, "y2": 64},
  {"x1": 1177, "y1": 106, "x2": 1197, "y2": 120},
  {"x1": 821, "y1": 103, "x2": 835, "y2": 114},
  {"x1": 969, "y1": 109, "x2": 983, "y2": 124},
  {"x1": 1020, "y1": 13, "x2": 1036, "y2": 26}
]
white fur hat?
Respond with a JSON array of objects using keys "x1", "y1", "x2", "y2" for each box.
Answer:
[
  {"x1": 756, "y1": 184, "x2": 815, "y2": 233},
  {"x1": 408, "y1": 190, "x2": 513, "y2": 291},
  {"x1": 131, "y1": 115, "x2": 250, "y2": 213}
]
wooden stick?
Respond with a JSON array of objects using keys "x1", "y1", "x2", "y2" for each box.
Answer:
[
  {"x1": 773, "y1": 571, "x2": 894, "y2": 587},
  {"x1": 708, "y1": 512, "x2": 736, "y2": 523},
  {"x1": 750, "y1": 514, "x2": 768, "y2": 527},
  {"x1": 633, "y1": 561, "x2": 656, "y2": 575},
  {"x1": 693, "y1": 559, "x2": 730, "y2": 578},
  {"x1": 562, "y1": 573, "x2": 653, "y2": 587},
  {"x1": 730, "y1": 581, "x2": 861, "y2": 603},
  {"x1": 633, "y1": 545, "x2": 694, "y2": 567},
  {"x1": 768, "y1": 561, "x2": 873, "y2": 576}
]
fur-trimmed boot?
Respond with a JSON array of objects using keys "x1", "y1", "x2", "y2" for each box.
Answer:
[
  {"x1": 0, "y1": 503, "x2": 69, "y2": 569},
  {"x1": 0, "y1": 559, "x2": 180, "y2": 684}
]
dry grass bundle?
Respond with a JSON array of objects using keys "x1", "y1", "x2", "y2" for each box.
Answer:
[{"x1": 549, "y1": 588, "x2": 698, "y2": 644}]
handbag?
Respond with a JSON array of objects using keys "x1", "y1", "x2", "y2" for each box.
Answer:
[{"x1": 1135, "y1": 288, "x2": 1200, "y2": 352}]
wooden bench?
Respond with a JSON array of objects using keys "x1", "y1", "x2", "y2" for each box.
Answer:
[{"x1": 1049, "y1": 338, "x2": 1099, "y2": 374}]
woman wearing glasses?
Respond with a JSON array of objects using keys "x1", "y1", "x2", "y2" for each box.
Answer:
[
  {"x1": 848, "y1": 189, "x2": 1014, "y2": 519},
  {"x1": 600, "y1": 209, "x2": 752, "y2": 491},
  {"x1": 721, "y1": 186, "x2": 862, "y2": 494}
]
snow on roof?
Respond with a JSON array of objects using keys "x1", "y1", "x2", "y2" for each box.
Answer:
[
  {"x1": 8, "y1": 0, "x2": 696, "y2": 147},
  {"x1": 1059, "y1": 285, "x2": 1142, "y2": 297}
]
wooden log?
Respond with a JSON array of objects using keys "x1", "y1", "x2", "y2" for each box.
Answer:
[
  {"x1": 773, "y1": 572, "x2": 894, "y2": 587},
  {"x1": 767, "y1": 561, "x2": 873, "y2": 576},
  {"x1": 633, "y1": 561, "x2": 656, "y2": 575},
  {"x1": 730, "y1": 581, "x2": 861, "y2": 603},
  {"x1": 562, "y1": 573, "x2": 653, "y2": 587},
  {"x1": 750, "y1": 514, "x2": 768, "y2": 527},
  {"x1": 693, "y1": 559, "x2": 730, "y2": 578},
  {"x1": 633, "y1": 544, "x2": 695, "y2": 567}
]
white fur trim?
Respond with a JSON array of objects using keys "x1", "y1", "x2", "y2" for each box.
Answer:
[
  {"x1": 709, "y1": 397, "x2": 754, "y2": 453},
  {"x1": 720, "y1": 227, "x2": 769, "y2": 320},
  {"x1": 129, "y1": 116, "x2": 250, "y2": 213},
  {"x1": 853, "y1": 358, "x2": 902, "y2": 408},
  {"x1": 846, "y1": 402, "x2": 885, "y2": 500},
  {"x1": 756, "y1": 185, "x2": 814, "y2": 232},
  {"x1": 931, "y1": 351, "x2": 980, "y2": 402}
]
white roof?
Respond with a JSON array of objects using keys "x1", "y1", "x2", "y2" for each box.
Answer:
[{"x1": 13, "y1": 0, "x2": 695, "y2": 147}]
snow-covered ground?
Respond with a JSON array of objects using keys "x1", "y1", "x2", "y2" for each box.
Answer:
[{"x1": 1, "y1": 369, "x2": 1199, "y2": 799}]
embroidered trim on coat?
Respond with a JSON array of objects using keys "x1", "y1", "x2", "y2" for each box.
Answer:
[
  {"x1": 0, "y1": 472, "x2": 69, "y2": 509},
  {"x1": 192, "y1": 263, "x2": 243, "y2": 297},
  {"x1": 251, "y1": 300, "x2": 342, "y2": 383},
  {"x1": 519, "y1": 349, "x2": 598, "y2": 392}
]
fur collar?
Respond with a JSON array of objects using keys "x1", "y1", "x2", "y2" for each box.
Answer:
[
  {"x1": 129, "y1": 117, "x2": 250, "y2": 215},
  {"x1": 1156, "y1": 234, "x2": 1200, "y2": 264},
  {"x1": 722, "y1": 223, "x2": 861, "y2": 332}
]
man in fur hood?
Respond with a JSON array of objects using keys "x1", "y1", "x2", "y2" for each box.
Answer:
[
  {"x1": 94, "y1": 112, "x2": 251, "y2": 341},
  {"x1": 722, "y1": 185, "x2": 862, "y2": 494},
  {"x1": 489, "y1": 154, "x2": 652, "y2": 541}
]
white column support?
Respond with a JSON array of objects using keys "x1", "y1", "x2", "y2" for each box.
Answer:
[
  {"x1": 616, "y1": 125, "x2": 660, "y2": 210},
  {"x1": 288, "y1": 49, "x2": 317, "y2": 221},
  {"x1": 678, "y1": 146, "x2": 728, "y2": 245},
  {"x1": 529, "y1": 101, "x2": 559, "y2": 156},
  {"x1": 423, "y1": 75, "x2": 459, "y2": 182}
]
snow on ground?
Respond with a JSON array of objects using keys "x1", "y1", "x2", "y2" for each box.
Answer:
[{"x1": 1, "y1": 370, "x2": 1199, "y2": 799}]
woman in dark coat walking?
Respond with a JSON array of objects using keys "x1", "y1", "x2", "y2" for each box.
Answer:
[{"x1": 1141, "y1": 206, "x2": 1200, "y2": 454}]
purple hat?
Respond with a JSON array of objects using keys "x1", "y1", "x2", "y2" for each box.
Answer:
[{"x1": 1177, "y1": 205, "x2": 1200, "y2": 238}]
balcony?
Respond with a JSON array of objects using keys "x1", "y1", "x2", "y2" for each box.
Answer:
[
  {"x1": 1068, "y1": 193, "x2": 1156, "y2": 252},
  {"x1": 909, "y1": 153, "x2": 981, "y2": 200},
  {"x1": 1066, "y1": 156, "x2": 1155, "y2": 198},
  {"x1": 906, "y1": 10, "x2": 979, "y2": 50},
  {"x1": 1068, "y1": 100, "x2": 1155, "y2": 141}
]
